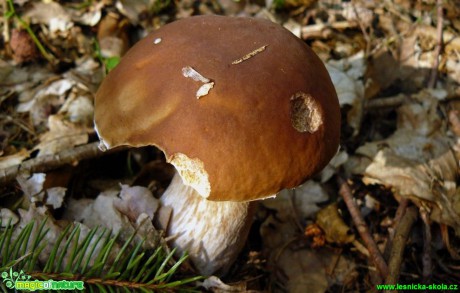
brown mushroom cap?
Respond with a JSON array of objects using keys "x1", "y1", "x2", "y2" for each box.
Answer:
[{"x1": 94, "y1": 15, "x2": 340, "y2": 201}]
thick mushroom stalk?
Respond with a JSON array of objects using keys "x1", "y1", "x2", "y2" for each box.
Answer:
[{"x1": 159, "y1": 172, "x2": 255, "y2": 275}]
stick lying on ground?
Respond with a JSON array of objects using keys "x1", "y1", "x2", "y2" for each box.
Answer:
[
  {"x1": 338, "y1": 176, "x2": 389, "y2": 278},
  {"x1": 0, "y1": 142, "x2": 124, "y2": 185}
]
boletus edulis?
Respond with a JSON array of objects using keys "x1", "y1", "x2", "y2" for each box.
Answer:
[{"x1": 94, "y1": 15, "x2": 340, "y2": 276}]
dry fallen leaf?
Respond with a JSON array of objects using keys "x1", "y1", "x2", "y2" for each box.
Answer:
[
  {"x1": 261, "y1": 214, "x2": 356, "y2": 293},
  {"x1": 24, "y1": 2, "x2": 73, "y2": 36},
  {"x1": 365, "y1": 49, "x2": 400, "y2": 99},
  {"x1": 116, "y1": 0, "x2": 156, "y2": 25},
  {"x1": 260, "y1": 181, "x2": 356, "y2": 291},
  {"x1": 327, "y1": 51, "x2": 366, "y2": 135},
  {"x1": 34, "y1": 115, "x2": 88, "y2": 156},
  {"x1": 46, "y1": 187, "x2": 66, "y2": 209},
  {"x1": 199, "y1": 276, "x2": 247, "y2": 292},
  {"x1": 342, "y1": 2, "x2": 373, "y2": 28},
  {"x1": 14, "y1": 205, "x2": 121, "y2": 270},
  {"x1": 15, "y1": 205, "x2": 66, "y2": 265},
  {"x1": 0, "y1": 148, "x2": 30, "y2": 169},
  {"x1": 65, "y1": 187, "x2": 162, "y2": 249},
  {"x1": 16, "y1": 173, "x2": 46, "y2": 203},
  {"x1": 58, "y1": 94, "x2": 94, "y2": 127},
  {"x1": 263, "y1": 181, "x2": 329, "y2": 222},
  {"x1": 0, "y1": 208, "x2": 19, "y2": 226},
  {"x1": 316, "y1": 203, "x2": 355, "y2": 244},
  {"x1": 113, "y1": 184, "x2": 160, "y2": 221},
  {"x1": 276, "y1": 249, "x2": 329, "y2": 293},
  {"x1": 347, "y1": 91, "x2": 460, "y2": 234},
  {"x1": 17, "y1": 78, "x2": 74, "y2": 126},
  {"x1": 70, "y1": 1, "x2": 103, "y2": 26},
  {"x1": 16, "y1": 173, "x2": 67, "y2": 209},
  {"x1": 65, "y1": 191, "x2": 132, "y2": 236}
]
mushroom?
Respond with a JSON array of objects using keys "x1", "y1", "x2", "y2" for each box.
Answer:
[{"x1": 94, "y1": 15, "x2": 340, "y2": 275}]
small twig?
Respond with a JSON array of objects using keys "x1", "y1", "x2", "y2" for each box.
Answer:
[
  {"x1": 428, "y1": 0, "x2": 444, "y2": 88},
  {"x1": 0, "y1": 142, "x2": 126, "y2": 185},
  {"x1": 367, "y1": 91, "x2": 460, "y2": 112},
  {"x1": 301, "y1": 21, "x2": 358, "y2": 40},
  {"x1": 365, "y1": 94, "x2": 407, "y2": 110},
  {"x1": 351, "y1": 3, "x2": 371, "y2": 56},
  {"x1": 338, "y1": 176, "x2": 389, "y2": 278},
  {"x1": 383, "y1": 198, "x2": 409, "y2": 260},
  {"x1": 352, "y1": 239, "x2": 370, "y2": 257},
  {"x1": 440, "y1": 224, "x2": 460, "y2": 260},
  {"x1": 393, "y1": 198, "x2": 410, "y2": 227},
  {"x1": 420, "y1": 208, "x2": 433, "y2": 283},
  {"x1": 385, "y1": 206, "x2": 418, "y2": 287}
]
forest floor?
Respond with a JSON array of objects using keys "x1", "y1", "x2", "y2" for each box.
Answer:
[{"x1": 1, "y1": 0, "x2": 460, "y2": 292}]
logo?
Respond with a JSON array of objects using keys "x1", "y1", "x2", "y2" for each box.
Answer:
[{"x1": 1, "y1": 269, "x2": 84, "y2": 291}]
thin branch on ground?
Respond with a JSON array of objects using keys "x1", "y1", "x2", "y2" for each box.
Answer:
[
  {"x1": 393, "y1": 198, "x2": 410, "y2": 227},
  {"x1": 301, "y1": 21, "x2": 358, "y2": 40},
  {"x1": 385, "y1": 206, "x2": 418, "y2": 287},
  {"x1": 352, "y1": 2, "x2": 372, "y2": 56},
  {"x1": 337, "y1": 176, "x2": 389, "y2": 278},
  {"x1": 420, "y1": 208, "x2": 433, "y2": 283},
  {"x1": 428, "y1": 0, "x2": 444, "y2": 88},
  {"x1": 383, "y1": 198, "x2": 410, "y2": 260},
  {"x1": 365, "y1": 94, "x2": 407, "y2": 110},
  {"x1": 441, "y1": 224, "x2": 460, "y2": 260},
  {"x1": 0, "y1": 142, "x2": 126, "y2": 185}
]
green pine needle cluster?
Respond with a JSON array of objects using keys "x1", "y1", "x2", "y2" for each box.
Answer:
[{"x1": 0, "y1": 218, "x2": 202, "y2": 292}]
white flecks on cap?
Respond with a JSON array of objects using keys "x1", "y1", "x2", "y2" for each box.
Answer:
[
  {"x1": 182, "y1": 66, "x2": 214, "y2": 99},
  {"x1": 196, "y1": 82, "x2": 214, "y2": 99}
]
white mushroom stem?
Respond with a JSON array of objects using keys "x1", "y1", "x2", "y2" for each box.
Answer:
[{"x1": 159, "y1": 172, "x2": 256, "y2": 276}]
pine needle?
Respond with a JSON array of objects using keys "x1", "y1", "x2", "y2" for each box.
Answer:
[{"x1": 0, "y1": 218, "x2": 202, "y2": 291}]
